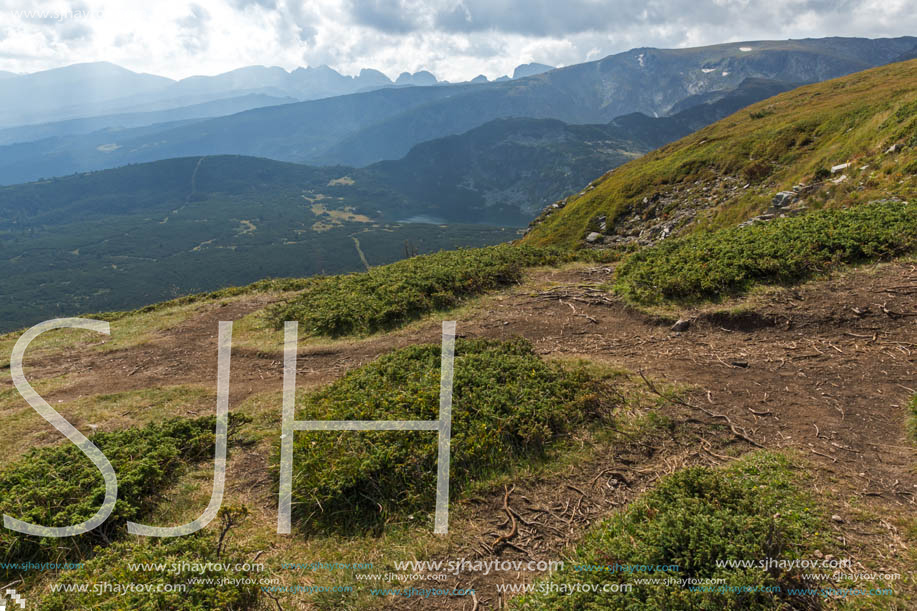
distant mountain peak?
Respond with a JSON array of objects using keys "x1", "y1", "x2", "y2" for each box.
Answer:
[
  {"x1": 223, "y1": 65, "x2": 286, "y2": 74},
  {"x1": 512, "y1": 63, "x2": 554, "y2": 79},
  {"x1": 395, "y1": 70, "x2": 438, "y2": 86},
  {"x1": 33, "y1": 61, "x2": 169, "y2": 80},
  {"x1": 358, "y1": 68, "x2": 389, "y2": 79}
]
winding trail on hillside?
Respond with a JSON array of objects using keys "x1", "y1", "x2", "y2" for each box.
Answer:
[
  {"x1": 188, "y1": 155, "x2": 206, "y2": 200},
  {"x1": 351, "y1": 235, "x2": 371, "y2": 270}
]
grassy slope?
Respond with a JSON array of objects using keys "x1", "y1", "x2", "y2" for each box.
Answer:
[{"x1": 524, "y1": 59, "x2": 917, "y2": 248}]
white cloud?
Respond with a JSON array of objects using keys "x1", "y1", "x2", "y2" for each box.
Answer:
[{"x1": 0, "y1": 0, "x2": 914, "y2": 81}]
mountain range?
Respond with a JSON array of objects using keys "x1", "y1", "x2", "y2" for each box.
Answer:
[
  {"x1": 0, "y1": 94, "x2": 296, "y2": 147},
  {"x1": 0, "y1": 36, "x2": 912, "y2": 186},
  {"x1": 0, "y1": 62, "x2": 395, "y2": 128},
  {"x1": 0, "y1": 77, "x2": 797, "y2": 228},
  {"x1": 0, "y1": 60, "x2": 550, "y2": 132},
  {"x1": 363, "y1": 77, "x2": 797, "y2": 222}
]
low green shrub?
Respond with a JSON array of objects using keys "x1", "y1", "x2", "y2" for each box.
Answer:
[
  {"x1": 0, "y1": 415, "x2": 250, "y2": 572},
  {"x1": 281, "y1": 338, "x2": 613, "y2": 532},
  {"x1": 614, "y1": 200, "x2": 917, "y2": 304},
  {"x1": 41, "y1": 533, "x2": 260, "y2": 610},
  {"x1": 268, "y1": 244, "x2": 570, "y2": 337},
  {"x1": 513, "y1": 452, "x2": 824, "y2": 610}
]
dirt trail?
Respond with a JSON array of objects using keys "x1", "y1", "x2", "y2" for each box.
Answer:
[{"x1": 7, "y1": 261, "x2": 916, "y2": 609}]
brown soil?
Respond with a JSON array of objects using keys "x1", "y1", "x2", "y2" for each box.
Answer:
[{"x1": 7, "y1": 261, "x2": 916, "y2": 610}]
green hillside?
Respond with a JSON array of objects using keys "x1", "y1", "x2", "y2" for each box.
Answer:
[{"x1": 523, "y1": 59, "x2": 917, "y2": 248}]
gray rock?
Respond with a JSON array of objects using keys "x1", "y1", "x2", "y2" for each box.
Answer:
[
  {"x1": 671, "y1": 319, "x2": 691, "y2": 332},
  {"x1": 772, "y1": 191, "x2": 796, "y2": 208},
  {"x1": 585, "y1": 232, "x2": 604, "y2": 244}
]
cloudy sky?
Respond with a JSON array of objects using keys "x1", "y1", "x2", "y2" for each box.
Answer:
[{"x1": 0, "y1": 0, "x2": 915, "y2": 81}]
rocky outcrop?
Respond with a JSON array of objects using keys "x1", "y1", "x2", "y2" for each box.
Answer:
[
  {"x1": 570, "y1": 174, "x2": 823, "y2": 247},
  {"x1": 578, "y1": 174, "x2": 746, "y2": 247}
]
